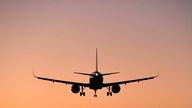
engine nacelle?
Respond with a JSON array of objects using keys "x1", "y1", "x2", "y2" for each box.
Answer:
[
  {"x1": 112, "y1": 84, "x2": 120, "y2": 93},
  {"x1": 71, "y1": 84, "x2": 80, "y2": 94}
]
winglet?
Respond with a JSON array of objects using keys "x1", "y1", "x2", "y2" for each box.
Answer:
[
  {"x1": 155, "y1": 72, "x2": 159, "y2": 78},
  {"x1": 153, "y1": 72, "x2": 159, "y2": 79},
  {"x1": 32, "y1": 68, "x2": 38, "y2": 78}
]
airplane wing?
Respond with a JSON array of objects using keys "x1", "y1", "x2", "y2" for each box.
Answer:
[
  {"x1": 102, "y1": 75, "x2": 158, "y2": 87},
  {"x1": 33, "y1": 74, "x2": 90, "y2": 87}
]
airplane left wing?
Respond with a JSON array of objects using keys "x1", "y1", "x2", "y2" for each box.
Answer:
[
  {"x1": 33, "y1": 74, "x2": 90, "y2": 87},
  {"x1": 102, "y1": 75, "x2": 158, "y2": 87}
]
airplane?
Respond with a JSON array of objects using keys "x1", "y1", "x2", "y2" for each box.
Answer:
[{"x1": 33, "y1": 49, "x2": 158, "y2": 97}]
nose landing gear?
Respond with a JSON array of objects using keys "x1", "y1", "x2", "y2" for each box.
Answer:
[{"x1": 94, "y1": 90, "x2": 97, "y2": 97}]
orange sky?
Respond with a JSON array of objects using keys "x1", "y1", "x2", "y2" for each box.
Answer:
[{"x1": 0, "y1": 0, "x2": 192, "y2": 108}]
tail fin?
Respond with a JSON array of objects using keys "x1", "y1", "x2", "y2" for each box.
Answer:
[
  {"x1": 96, "y1": 48, "x2": 98, "y2": 72},
  {"x1": 73, "y1": 49, "x2": 99, "y2": 76}
]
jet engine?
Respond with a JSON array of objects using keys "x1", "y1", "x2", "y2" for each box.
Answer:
[
  {"x1": 112, "y1": 84, "x2": 120, "y2": 93},
  {"x1": 71, "y1": 84, "x2": 80, "y2": 93}
]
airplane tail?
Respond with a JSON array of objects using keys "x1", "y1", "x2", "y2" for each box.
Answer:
[
  {"x1": 74, "y1": 72, "x2": 93, "y2": 76},
  {"x1": 101, "y1": 72, "x2": 120, "y2": 76},
  {"x1": 96, "y1": 48, "x2": 98, "y2": 72},
  {"x1": 96, "y1": 49, "x2": 120, "y2": 76},
  {"x1": 74, "y1": 49, "x2": 120, "y2": 76},
  {"x1": 74, "y1": 72, "x2": 120, "y2": 76}
]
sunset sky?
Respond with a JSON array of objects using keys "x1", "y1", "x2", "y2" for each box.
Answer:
[{"x1": 0, "y1": 0, "x2": 192, "y2": 108}]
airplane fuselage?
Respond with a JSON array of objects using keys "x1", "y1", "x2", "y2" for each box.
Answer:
[{"x1": 89, "y1": 72, "x2": 103, "y2": 90}]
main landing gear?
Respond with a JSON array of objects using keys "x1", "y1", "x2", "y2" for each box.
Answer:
[
  {"x1": 80, "y1": 86, "x2": 85, "y2": 96},
  {"x1": 107, "y1": 86, "x2": 112, "y2": 96}
]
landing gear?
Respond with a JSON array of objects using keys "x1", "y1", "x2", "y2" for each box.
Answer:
[
  {"x1": 94, "y1": 90, "x2": 97, "y2": 97},
  {"x1": 107, "y1": 92, "x2": 112, "y2": 96},
  {"x1": 94, "y1": 94, "x2": 97, "y2": 97},
  {"x1": 107, "y1": 86, "x2": 112, "y2": 96},
  {"x1": 80, "y1": 92, "x2": 85, "y2": 96},
  {"x1": 80, "y1": 86, "x2": 86, "y2": 96}
]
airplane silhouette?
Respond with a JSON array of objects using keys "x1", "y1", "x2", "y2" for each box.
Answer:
[{"x1": 33, "y1": 49, "x2": 158, "y2": 97}]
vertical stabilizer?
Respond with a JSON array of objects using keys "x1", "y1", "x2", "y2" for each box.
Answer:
[{"x1": 96, "y1": 48, "x2": 98, "y2": 72}]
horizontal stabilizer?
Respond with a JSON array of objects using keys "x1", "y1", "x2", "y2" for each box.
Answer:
[
  {"x1": 102, "y1": 72, "x2": 120, "y2": 76},
  {"x1": 74, "y1": 72, "x2": 93, "y2": 76}
]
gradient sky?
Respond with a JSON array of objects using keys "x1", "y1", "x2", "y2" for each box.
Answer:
[{"x1": 0, "y1": 0, "x2": 192, "y2": 108}]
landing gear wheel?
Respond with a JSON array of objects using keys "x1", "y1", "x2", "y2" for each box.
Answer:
[
  {"x1": 80, "y1": 92, "x2": 85, "y2": 96},
  {"x1": 94, "y1": 94, "x2": 97, "y2": 97},
  {"x1": 107, "y1": 92, "x2": 109, "y2": 96},
  {"x1": 94, "y1": 90, "x2": 97, "y2": 98},
  {"x1": 107, "y1": 92, "x2": 112, "y2": 96}
]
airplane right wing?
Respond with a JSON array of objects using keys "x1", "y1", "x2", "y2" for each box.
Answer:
[{"x1": 33, "y1": 73, "x2": 90, "y2": 87}]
